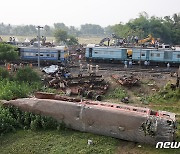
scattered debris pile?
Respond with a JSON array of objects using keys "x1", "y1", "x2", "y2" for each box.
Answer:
[
  {"x1": 3, "y1": 97, "x2": 177, "y2": 145},
  {"x1": 42, "y1": 65, "x2": 109, "y2": 101},
  {"x1": 112, "y1": 74, "x2": 139, "y2": 86}
]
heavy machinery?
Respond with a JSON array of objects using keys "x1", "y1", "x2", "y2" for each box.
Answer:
[
  {"x1": 99, "y1": 37, "x2": 111, "y2": 46},
  {"x1": 138, "y1": 34, "x2": 156, "y2": 46},
  {"x1": 30, "y1": 36, "x2": 54, "y2": 47}
]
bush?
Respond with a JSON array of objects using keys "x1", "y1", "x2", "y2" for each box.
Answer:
[
  {"x1": 0, "y1": 105, "x2": 63, "y2": 135},
  {"x1": 15, "y1": 67, "x2": 41, "y2": 83},
  {"x1": 106, "y1": 88, "x2": 128, "y2": 99},
  {"x1": 0, "y1": 106, "x2": 17, "y2": 135},
  {"x1": 0, "y1": 43, "x2": 18, "y2": 62},
  {"x1": 0, "y1": 67, "x2": 10, "y2": 79},
  {"x1": 0, "y1": 79, "x2": 41, "y2": 100}
]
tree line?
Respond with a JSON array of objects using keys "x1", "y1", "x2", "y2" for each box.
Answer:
[
  {"x1": 0, "y1": 23, "x2": 105, "y2": 37},
  {"x1": 0, "y1": 12, "x2": 180, "y2": 44}
]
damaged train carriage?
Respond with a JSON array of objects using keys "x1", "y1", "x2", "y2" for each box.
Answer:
[{"x1": 3, "y1": 97, "x2": 177, "y2": 145}]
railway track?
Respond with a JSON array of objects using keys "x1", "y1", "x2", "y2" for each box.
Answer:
[{"x1": 77, "y1": 60, "x2": 179, "y2": 74}]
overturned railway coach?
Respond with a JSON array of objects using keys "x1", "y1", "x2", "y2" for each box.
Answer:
[
  {"x1": 18, "y1": 46, "x2": 69, "y2": 63},
  {"x1": 3, "y1": 97, "x2": 177, "y2": 145},
  {"x1": 85, "y1": 44, "x2": 180, "y2": 65}
]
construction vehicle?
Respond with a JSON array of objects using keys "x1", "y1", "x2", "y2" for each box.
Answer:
[
  {"x1": 99, "y1": 37, "x2": 111, "y2": 46},
  {"x1": 138, "y1": 34, "x2": 156, "y2": 45}
]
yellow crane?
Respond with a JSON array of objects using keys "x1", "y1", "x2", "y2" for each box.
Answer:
[{"x1": 138, "y1": 34, "x2": 155, "y2": 45}]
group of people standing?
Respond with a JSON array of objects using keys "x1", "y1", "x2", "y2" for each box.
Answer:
[
  {"x1": 5, "y1": 62, "x2": 33, "y2": 72},
  {"x1": 124, "y1": 60, "x2": 151, "y2": 68}
]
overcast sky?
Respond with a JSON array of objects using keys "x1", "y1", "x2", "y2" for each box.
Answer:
[{"x1": 1, "y1": 0, "x2": 180, "y2": 27}]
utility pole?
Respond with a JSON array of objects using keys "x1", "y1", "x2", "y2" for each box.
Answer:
[{"x1": 37, "y1": 26, "x2": 43, "y2": 68}]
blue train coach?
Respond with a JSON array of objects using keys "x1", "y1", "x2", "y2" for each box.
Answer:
[
  {"x1": 19, "y1": 46, "x2": 69, "y2": 63},
  {"x1": 86, "y1": 44, "x2": 180, "y2": 65},
  {"x1": 132, "y1": 48, "x2": 180, "y2": 64},
  {"x1": 85, "y1": 44, "x2": 127, "y2": 62}
]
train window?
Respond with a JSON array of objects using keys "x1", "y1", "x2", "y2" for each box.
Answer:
[
  {"x1": 30, "y1": 53, "x2": 34, "y2": 56},
  {"x1": 24, "y1": 52, "x2": 29, "y2": 56},
  {"x1": 40, "y1": 54, "x2": 43, "y2": 57},
  {"x1": 51, "y1": 54, "x2": 54, "y2": 57},
  {"x1": 141, "y1": 53, "x2": 145, "y2": 56},
  {"x1": 46, "y1": 54, "x2": 50, "y2": 57},
  {"x1": 36, "y1": 53, "x2": 38, "y2": 56},
  {"x1": 94, "y1": 52, "x2": 98, "y2": 54},
  {"x1": 156, "y1": 53, "x2": 160, "y2": 57},
  {"x1": 151, "y1": 53, "x2": 154, "y2": 57},
  {"x1": 177, "y1": 54, "x2": 180, "y2": 58}
]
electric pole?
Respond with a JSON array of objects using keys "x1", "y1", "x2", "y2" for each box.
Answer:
[{"x1": 37, "y1": 26, "x2": 43, "y2": 68}]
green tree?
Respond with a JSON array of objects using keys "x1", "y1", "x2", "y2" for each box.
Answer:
[
  {"x1": 54, "y1": 29, "x2": 79, "y2": 45},
  {"x1": 80, "y1": 24, "x2": 104, "y2": 36},
  {"x1": 112, "y1": 23, "x2": 133, "y2": 38},
  {"x1": 0, "y1": 43, "x2": 18, "y2": 62},
  {"x1": 42, "y1": 25, "x2": 53, "y2": 36},
  {"x1": 69, "y1": 26, "x2": 80, "y2": 36},
  {"x1": 54, "y1": 29, "x2": 68, "y2": 43},
  {"x1": 171, "y1": 13, "x2": 180, "y2": 44},
  {"x1": 67, "y1": 35, "x2": 79, "y2": 46},
  {"x1": 54, "y1": 23, "x2": 69, "y2": 31}
]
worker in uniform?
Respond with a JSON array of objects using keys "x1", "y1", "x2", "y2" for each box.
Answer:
[
  {"x1": 124, "y1": 60, "x2": 128, "y2": 69},
  {"x1": 134, "y1": 36, "x2": 139, "y2": 44},
  {"x1": 144, "y1": 60, "x2": 148, "y2": 69},
  {"x1": 96, "y1": 65, "x2": 99, "y2": 73},
  {"x1": 129, "y1": 61, "x2": 132, "y2": 68},
  {"x1": 167, "y1": 63, "x2": 170, "y2": 70}
]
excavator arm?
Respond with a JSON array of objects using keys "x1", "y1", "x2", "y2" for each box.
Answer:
[{"x1": 138, "y1": 34, "x2": 153, "y2": 44}]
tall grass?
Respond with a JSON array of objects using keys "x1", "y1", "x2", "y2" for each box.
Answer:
[
  {"x1": 105, "y1": 87, "x2": 128, "y2": 99},
  {"x1": 147, "y1": 84, "x2": 180, "y2": 104}
]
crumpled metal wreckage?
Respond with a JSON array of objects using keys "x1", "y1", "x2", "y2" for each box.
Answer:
[{"x1": 2, "y1": 95, "x2": 177, "y2": 145}]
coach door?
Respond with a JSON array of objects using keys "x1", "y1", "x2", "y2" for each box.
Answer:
[
  {"x1": 58, "y1": 50, "x2": 61, "y2": 60},
  {"x1": 89, "y1": 48, "x2": 92, "y2": 57},
  {"x1": 146, "y1": 50, "x2": 150, "y2": 60},
  {"x1": 164, "y1": 51, "x2": 172, "y2": 61}
]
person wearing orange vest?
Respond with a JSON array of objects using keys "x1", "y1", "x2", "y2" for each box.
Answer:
[{"x1": 7, "y1": 63, "x2": 11, "y2": 70}]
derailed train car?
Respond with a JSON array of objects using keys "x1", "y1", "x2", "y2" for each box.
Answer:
[
  {"x1": 18, "y1": 46, "x2": 69, "y2": 63},
  {"x1": 3, "y1": 96, "x2": 177, "y2": 145},
  {"x1": 85, "y1": 44, "x2": 180, "y2": 65}
]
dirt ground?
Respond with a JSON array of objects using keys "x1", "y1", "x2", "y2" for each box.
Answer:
[{"x1": 69, "y1": 61, "x2": 178, "y2": 106}]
